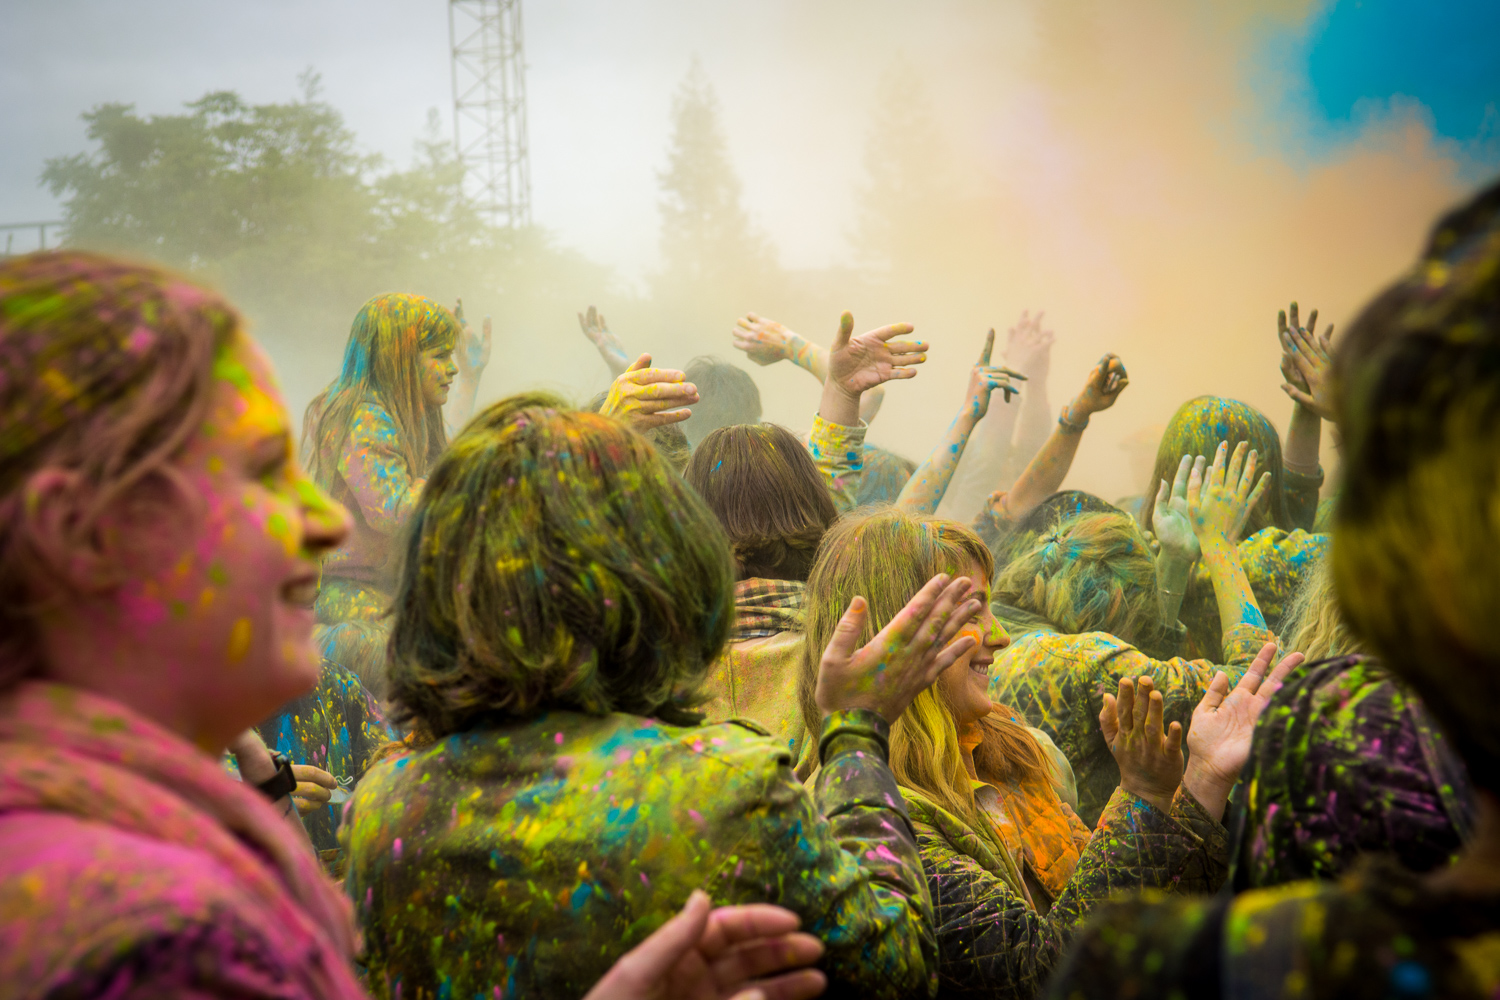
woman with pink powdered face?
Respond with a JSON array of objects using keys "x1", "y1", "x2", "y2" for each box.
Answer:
[{"x1": 0, "y1": 251, "x2": 828, "y2": 1000}]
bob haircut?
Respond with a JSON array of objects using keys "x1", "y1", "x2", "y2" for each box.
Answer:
[
  {"x1": 1332, "y1": 177, "x2": 1500, "y2": 794},
  {"x1": 386, "y1": 391, "x2": 736, "y2": 737},
  {"x1": 0, "y1": 251, "x2": 237, "y2": 686},
  {"x1": 684, "y1": 422, "x2": 838, "y2": 582},
  {"x1": 1141, "y1": 396, "x2": 1292, "y2": 539},
  {"x1": 799, "y1": 508, "x2": 1050, "y2": 855},
  {"x1": 994, "y1": 510, "x2": 1166, "y2": 655},
  {"x1": 302, "y1": 292, "x2": 460, "y2": 490},
  {"x1": 681, "y1": 356, "x2": 763, "y2": 448}
]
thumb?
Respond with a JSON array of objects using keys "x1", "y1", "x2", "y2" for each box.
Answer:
[
  {"x1": 613, "y1": 890, "x2": 711, "y2": 981},
  {"x1": 824, "y1": 596, "x2": 868, "y2": 665},
  {"x1": 833, "y1": 311, "x2": 854, "y2": 352},
  {"x1": 626, "y1": 353, "x2": 651, "y2": 373}
]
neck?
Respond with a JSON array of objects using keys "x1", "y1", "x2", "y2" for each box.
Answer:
[{"x1": 1426, "y1": 791, "x2": 1500, "y2": 896}]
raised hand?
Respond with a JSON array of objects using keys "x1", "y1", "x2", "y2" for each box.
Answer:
[
  {"x1": 1182, "y1": 642, "x2": 1306, "y2": 820},
  {"x1": 1277, "y1": 302, "x2": 1336, "y2": 421},
  {"x1": 1188, "y1": 441, "x2": 1269, "y2": 547},
  {"x1": 1064, "y1": 353, "x2": 1128, "y2": 424},
  {"x1": 581, "y1": 890, "x2": 827, "y2": 1000},
  {"x1": 826, "y1": 311, "x2": 927, "y2": 398},
  {"x1": 600, "y1": 354, "x2": 701, "y2": 431},
  {"x1": 1153, "y1": 454, "x2": 1204, "y2": 566},
  {"x1": 453, "y1": 299, "x2": 493, "y2": 382},
  {"x1": 815, "y1": 573, "x2": 982, "y2": 723},
  {"x1": 1003, "y1": 310, "x2": 1055, "y2": 380},
  {"x1": 732, "y1": 313, "x2": 798, "y2": 368},
  {"x1": 1099, "y1": 675, "x2": 1183, "y2": 816},
  {"x1": 963, "y1": 328, "x2": 1027, "y2": 421},
  {"x1": 579, "y1": 305, "x2": 631, "y2": 376}
]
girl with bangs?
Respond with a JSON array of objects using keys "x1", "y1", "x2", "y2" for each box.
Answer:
[
  {"x1": 303, "y1": 293, "x2": 489, "y2": 624},
  {"x1": 797, "y1": 508, "x2": 1293, "y2": 999}
]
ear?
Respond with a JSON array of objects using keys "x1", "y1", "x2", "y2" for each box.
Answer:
[{"x1": 22, "y1": 468, "x2": 117, "y2": 594}]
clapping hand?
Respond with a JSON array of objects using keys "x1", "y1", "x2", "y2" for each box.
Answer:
[
  {"x1": 1277, "y1": 302, "x2": 1335, "y2": 421},
  {"x1": 962, "y1": 328, "x2": 1026, "y2": 421},
  {"x1": 582, "y1": 891, "x2": 826, "y2": 1000},
  {"x1": 815, "y1": 574, "x2": 982, "y2": 723},
  {"x1": 1100, "y1": 675, "x2": 1183, "y2": 816},
  {"x1": 600, "y1": 354, "x2": 701, "y2": 430},
  {"x1": 1181, "y1": 642, "x2": 1305, "y2": 820}
]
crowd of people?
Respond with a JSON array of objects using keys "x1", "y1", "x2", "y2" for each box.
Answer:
[{"x1": 0, "y1": 176, "x2": 1497, "y2": 1000}]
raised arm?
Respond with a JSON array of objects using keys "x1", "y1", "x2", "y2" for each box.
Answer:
[
  {"x1": 1277, "y1": 301, "x2": 1335, "y2": 529},
  {"x1": 735, "y1": 312, "x2": 887, "y2": 425},
  {"x1": 1150, "y1": 455, "x2": 1204, "y2": 625},
  {"x1": 1188, "y1": 441, "x2": 1273, "y2": 638},
  {"x1": 579, "y1": 305, "x2": 632, "y2": 379},
  {"x1": 448, "y1": 299, "x2": 492, "y2": 436},
  {"x1": 985, "y1": 353, "x2": 1128, "y2": 525},
  {"x1": 999, "y1": 311, "x2": 1056, "y2": 486},
  {"x1": 896, "y1": 329, "x2": 1024, "y2": 514}
]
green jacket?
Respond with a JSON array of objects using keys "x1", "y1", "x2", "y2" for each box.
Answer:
[
  {"x1": 906, "y1": 784, "x2": 1228, "y2": 1000},
  {"x1": 343, "y1": 708, "x2": 936, "y2": 1000}
]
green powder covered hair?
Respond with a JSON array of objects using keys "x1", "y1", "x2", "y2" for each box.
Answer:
[{"x1": 386, "y1": 391, "x2": 735, "y2": 737}]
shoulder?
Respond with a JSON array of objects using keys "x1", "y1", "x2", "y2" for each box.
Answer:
[
  {"x1": 998, "y1": 630, "x2": 1136, "y2": 676},
  {"x1": 347, "y1": 401, "x2": 400, "y2": 440},
  {"x1": 0, "y1": 811, "x2": 285, "y2": 985}
]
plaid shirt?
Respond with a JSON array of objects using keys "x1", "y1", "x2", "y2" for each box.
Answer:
[{"x1": 731, "y1": 578, "x2": 805, "y2": 641}]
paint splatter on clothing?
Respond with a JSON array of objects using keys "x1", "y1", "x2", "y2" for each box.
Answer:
[
  {"x1": 256, "y1": 657, "x2": 396, "y2": 870},
  {"x1": 1179, "y1": 526, "x2": 1328, "y2": 661},
  {"x1": 1047, "y1": 859, "x2": 1500, "y2": 1000},
  {"x1": 1230, "y1": 655, "x2": 1476, "y2": 890},
  {"x1": 314, "y1": 575, "x2": 390, "y2": 625},
  {"x1": 317, "y1": 401, "x2": 425, "y2": 617},
  {"x1": 909, "y1": 778, "x2": 1228, "y2": 1000},
  {"x1": 989, "y1": 618, "x2": 1275, "y2": 827},
  {"x1": 806, "y1": 414, "x2": 867, "y2": 512},
  {"x1": 343, "y1": 708, "x2": 937, "y2": 999},
  {"x1": 699, "y1": 578, "x2": 810, "y2": 767},
  {"x1": 0, "y1": 682, "x2": 364, "y2": 999}
]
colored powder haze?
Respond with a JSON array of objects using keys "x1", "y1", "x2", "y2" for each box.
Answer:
[{"x1": 3, "y1": 0, "x2": 1497, "y2": 502}]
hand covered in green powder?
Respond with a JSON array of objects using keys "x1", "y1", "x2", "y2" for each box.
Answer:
[
  {"x1": 582, "y1": 890, "x2": 827, "y2": 1000},
  {"x1": 1100, "y1": 675, "x2": 1183, "y2": 816},
  {"x1": 1183, "y1": 642, "x2": 1305, "y2": 821},
  {"x1": 815, "y1": 573, "x2": 983, "y2": 723},
  {"x1": 1153, "y1": 454, "x2": 1204, "y2": 565},
  {"x1": 601, "y1": 354, "x2": 701, "y2": 430}
]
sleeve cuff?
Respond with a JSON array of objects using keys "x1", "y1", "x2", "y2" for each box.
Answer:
[
  {"x1": 1221, "y1": 623, "x2": 1278, "y2": 664},
  {"x1": 817, "y1": 707, "x2": 890, "y2": 761}
]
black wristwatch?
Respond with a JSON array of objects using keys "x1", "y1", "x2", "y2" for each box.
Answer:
[{"x1": 255, "y1": 750, "x2": 298, "y2": 801}]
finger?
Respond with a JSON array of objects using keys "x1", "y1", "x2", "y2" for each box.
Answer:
[
  {"x1": 868, "y1": 322, "x2": 917, "y2": 342},
  {"x1": 925, "y1": 633, "x2": 979, "y2": 681},
  {"x1": 626, "y1": 376, "x2": 696, "y2": 397},
  {"x1": 884, "y1": 338, "x2": 928, "y2": 356},
  {"x1": 699, "y1": 905, "x2": 804, "y2": 955},
  {"x1": 291, "y1": 764, "x2": 338, "y2": 790},
  {"x1": 707, "y1": 933, "x2": 825, "y2": 987},
  {"x1": 885, "y1": 366, "x2": 921, "y2": 379},
  {"x1": 1172, "y1": 454, "x2": 1193, "y2": 500},
  {"x1": 1199, "y1": 670, "x2": 1231, "y2": 711},
  {"x1": 1289, "y1": 301, "x2": 1300, "y2": 332},
  {"x1": 1186, "y1": 454, "x2": 1207, "y2": 508},
  {"x1": 1320, "y1": 323, "x2": 1335, "y2": 354},
  {"x1": 482, "y1": 317, "x2": 493, "y2": 351},
  {"x1": 728, "y1": 970, "x2": 828, "y2": 1000},
  {"x1": 1307, "y1": 308, "x2": 1318, "y2": 338},
  {"x1": 1238, "y1": 449, "x2": 1259, "y2": 498},
  {"x1": 1145, "y1": 687, "x2": 1165, "y2": 743},
  {"x1": 1226, "y1": 441, "x2": 1249, "y2": 488},
  {"x1": 635, "y1": 408, "x2": 695, "y2": 429},
  {"x1": 1115, "y1": 676, "x2": 1136, "y2": 736},
  {"x1": 993, "y1": 366, "x2": 1028, "y2": 381},
  {"x1": 625, "y1": 353, "x2": 651, "y2": 373},
  {"x1": 1134, "y1": 677, "x2": 1156, "y2": 732},
  {"x1": 1236, "y1": 643, "x2": 1277, "y2": 694},
  {"x1": 608, "y1": 891, "x2": 713, "y2": 985},
  {"x1": 293, "y1": 782, "x2": 332, "y2": 804},
  {"x1": 822, "y1": 596, "x2": 870, "y2": 665},
  {"x1": 1099, "y1": 693, "x2": 1119, "y2": 746},
  {"x1": 1165, "y1": 719, "x2": 1183, "y2": 756},
  {"x1": 979, "y1": 328, "x2": 995, "y2": 366},
  {"x1": 1244, "y1": 471, "x2": 1271, "y2": 517},
  {"x1": 1154, "y1": 477, "x2": 1169, "y2": 511},
  {"x1": 1210, "y1": 441, "x2": 1230, "y2": 489},
  {"x1": 832, "y1": 312, "x2": 854, "y2": 352},
  {"x1": 1263, "y1": 651, "x2": 1306, "y2": 697},
  {"x1": 913, "y1": 576, "x2": 979, "y2": 651},
  {"x1": 1281, "y1": 384, "x2": 1318, "y2": 410}
]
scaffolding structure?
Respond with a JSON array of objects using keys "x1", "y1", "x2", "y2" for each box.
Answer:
[{"x1": 449, "y1": 0, "x2": 532, "y2": 228}]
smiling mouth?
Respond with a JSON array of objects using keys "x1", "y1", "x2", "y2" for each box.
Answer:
[{"x1": 281, "y1": 575, "x2": 319, "y2": 609}]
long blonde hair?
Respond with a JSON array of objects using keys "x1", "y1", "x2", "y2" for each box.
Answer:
[
  {"x1": 800, "y1": 508, "x2": 1048, "y2": 852},
  {"x1": 1282, "y1": 556, "x2": 1362, "y2": 661}
]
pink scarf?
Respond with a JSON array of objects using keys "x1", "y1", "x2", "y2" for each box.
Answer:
[{"x1": 0, "y1": 681, "x2": 365, "y2": 997}]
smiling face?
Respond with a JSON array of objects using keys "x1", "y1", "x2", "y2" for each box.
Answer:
[
  {"x1": 934, "y1": 560, "x2": 1010, "y2": 728},
  {"x1": 420, "y1": 344, "x2": 458, "y2": 408},
  {"x1": 50, "y1": 334, "x2": 351, "y2": 750}
]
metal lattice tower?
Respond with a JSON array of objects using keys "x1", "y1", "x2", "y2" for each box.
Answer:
[{"x1": 449, "y1": 0, "x2": 532, "y2": 228}]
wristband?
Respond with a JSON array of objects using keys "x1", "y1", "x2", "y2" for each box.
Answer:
[
  {"x1": 1058, "y1": 407, "x2": 1089, "y2": 433},
  {"x1": 255, "y1": 750, "x2": 298, "y2": 801}
]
